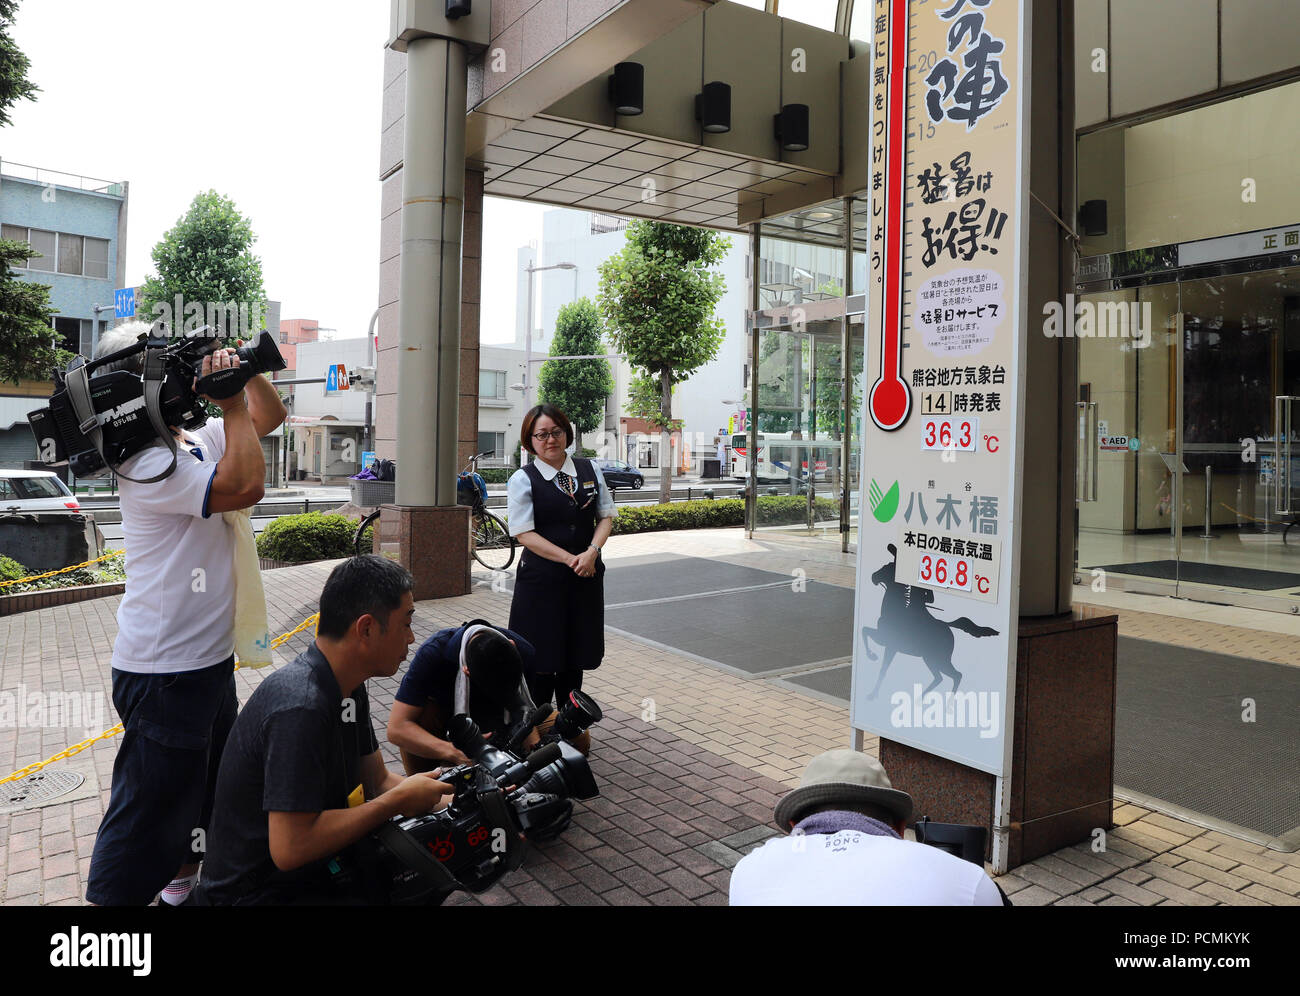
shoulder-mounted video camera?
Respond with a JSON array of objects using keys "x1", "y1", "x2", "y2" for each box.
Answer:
[
  {"x1": 330, "y1": 693, "x2": 603, "y2": 905},
  {"x1": 26, "y1": 327, "x2": 285, "y2": 483}
]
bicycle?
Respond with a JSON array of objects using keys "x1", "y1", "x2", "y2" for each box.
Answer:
[
  {"x1": 351, "y1": 451, "x2": 516, "y2": 572},
  {"x1": 459, "y1": 451, "x2": 516, "y2": 572}
]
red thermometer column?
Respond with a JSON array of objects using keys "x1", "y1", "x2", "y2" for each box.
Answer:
[{"x1": 868, "y1": 0, "x2": 912, "y2": 433}]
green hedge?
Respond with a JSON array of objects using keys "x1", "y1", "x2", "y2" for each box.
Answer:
[
  {"x1": 256, "y1": 512, "x2": 374, "y2": 563},
  {"x1": 477, "y1": 468, "x2": 512, "y2": 484},
  {"x1": 0, "y1": 554, "x2": 26, "y2": 582},
  {"x1": 756, "y1": 495, "x2": 839, "y2": 525},
  {"x1": 251, "y1": 495, "x2": 839, "y2": 560},
  {"x1": 608, "y1": 495, "x2": 838, "y2": 536},
  {"x1": 611, "y1": 498, "x2": 744, "y2": 535}
]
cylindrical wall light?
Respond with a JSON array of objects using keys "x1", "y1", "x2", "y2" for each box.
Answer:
[
  {"x1": 774, "y1": 103, "x2": 810, "y2": 152},
  {"x1": 609, "y1": 62, "x2": 645, "y2": 116},
  {"x1": 695, "y1": 81, "x2": 732, "y2": 134}
]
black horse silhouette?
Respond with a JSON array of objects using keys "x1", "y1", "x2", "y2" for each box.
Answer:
[{"x1": 861, "y1": 544, "x2": 998, "y2": 699}]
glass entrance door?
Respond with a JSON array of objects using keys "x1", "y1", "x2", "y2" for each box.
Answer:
[
  {"x1": 1077, "y1": 284, "x2": 1183, "y2": 597},
  {"x1": 1176, "y1": 267, "x2": 1300, "y2": 610},
  {"x1": 1076, "y1": 265, "x2": 1300, "y2": 612}
]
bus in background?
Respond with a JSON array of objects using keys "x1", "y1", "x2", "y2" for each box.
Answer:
[{"x1": 730, "y1": 432, "x2": 836, "y2": 488}]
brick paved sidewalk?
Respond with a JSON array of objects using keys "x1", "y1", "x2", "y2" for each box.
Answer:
[{"x1": 1, "y1": 529, "x2": 1297, "y2": 906}]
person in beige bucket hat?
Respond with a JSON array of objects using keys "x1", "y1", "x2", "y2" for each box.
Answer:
[
  {"x1": 773, "y1": 749, "x2": 914, "y2": 830},
  {"x1": 729, "y1": 749, "x2": 1005, "y2": 906}
]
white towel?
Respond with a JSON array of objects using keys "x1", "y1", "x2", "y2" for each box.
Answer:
[{"x1": 223, "y1": 507, "x2": 272, "y2": 667}]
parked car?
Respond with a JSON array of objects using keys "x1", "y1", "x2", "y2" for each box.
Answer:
[
  {"x1": 0, "y1": 470, "x2": 81, "y2": 512},
  {"x1": 593, "y1": 458, "x2": 644, "y2": 491}
]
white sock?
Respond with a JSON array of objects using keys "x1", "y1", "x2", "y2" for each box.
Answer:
[{"x1": 160, "y1": 872, "x2": 199, "y2": 906}]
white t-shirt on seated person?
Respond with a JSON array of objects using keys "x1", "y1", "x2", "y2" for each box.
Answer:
[
  {"x1": 112, "y1": 418, "x2": 237, "y2": 675},
  {"x1": 728, "y1": 829, "x2": 1005, "y2": 906}
]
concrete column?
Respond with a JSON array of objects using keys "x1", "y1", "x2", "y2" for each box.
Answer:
[
  {"x1": 1017, "y1": 0, "x2": 1079, "y2": 617},
  {"x1": 396, "y1": 35, "x2": 466, "y2": 508},
  {"x1": 383, "y1": 34, "x2": 471, "y2": 598}
]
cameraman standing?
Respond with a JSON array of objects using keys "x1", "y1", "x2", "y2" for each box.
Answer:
[{"x1": 85, "y1": 320, "x2": 286, "y2": 906}]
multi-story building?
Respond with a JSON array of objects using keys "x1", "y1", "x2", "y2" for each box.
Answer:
[
  {"x1": 0, "y1": 161, "x2": 128, "y2": 468},
  {"x1": 476, "y1": 344, "x2": 529, "y2": 468},
  {"x1": 276, "y1": 317, "x2": 320, "y2": 378},
  {"x1": 289, "y1": 337, "x2": 372, "y2": 482}
]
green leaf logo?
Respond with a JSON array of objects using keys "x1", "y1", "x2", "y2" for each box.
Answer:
[{"x1": 869, "y1": 479, "x2": 899, "y2": 523}]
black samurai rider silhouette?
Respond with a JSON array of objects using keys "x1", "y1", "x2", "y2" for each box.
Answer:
[{"x1": 861, "y1": 544, "x2": 998, "y2": 700}]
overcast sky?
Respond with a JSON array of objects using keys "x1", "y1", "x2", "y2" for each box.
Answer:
[{"x1": 4, "y1": 0, "x2": 541, "y2": 343}]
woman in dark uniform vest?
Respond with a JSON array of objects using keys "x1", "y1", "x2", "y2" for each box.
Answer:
[{"x1": 506, "y1": 404, "x2": 616, "y2": 712}]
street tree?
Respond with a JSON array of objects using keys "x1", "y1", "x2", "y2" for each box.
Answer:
[
  {"x1": 0, "y1": 1, "x2": 65, "y2": 384},
  {"x1": 538, "y1": 298, "x2": 614, "y2": 452},
  {"x1": 139, "y1": 190, "x2": 267, "y2": 339},
  {"x1": 598, "y1": 221, "x2": 729, "y2": 503},
  {"x1": 0, "y1": 239, "x2": 66, "y2": 383},
  {"x1": 0, "y1": 0, "x2": 37, "y2": 126}
]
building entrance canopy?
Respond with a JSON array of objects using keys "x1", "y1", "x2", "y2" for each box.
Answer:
[{"x1": 461, "y1": 1, "x2": 855, "y2": 232}]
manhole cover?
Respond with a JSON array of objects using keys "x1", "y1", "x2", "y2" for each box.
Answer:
[{"x1": 2, "y1": 769, "x2": 85, "y2": 811}]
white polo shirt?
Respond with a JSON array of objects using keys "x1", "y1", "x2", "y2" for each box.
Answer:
[
  {"x1": 729, "y1": 830, "x2": 1005, "y2": 906},
  {"x1": 112, "y1": 419, "x2": 236, "y2": 674}
]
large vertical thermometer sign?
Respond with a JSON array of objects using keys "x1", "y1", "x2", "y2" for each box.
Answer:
[{"x1": 867, "y1": 0, "x2": 912, "y2": 433}]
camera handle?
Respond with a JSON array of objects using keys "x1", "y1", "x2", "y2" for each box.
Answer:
[
  {"x1": 63, "y1": 350, "x2": 179, "y2": 485},
  {"x1": 194, "y1": 363, "x2": 252, "y2": 400},
  {"x1": 373, "y1": 820, "x2": 462, "y2": 903}
]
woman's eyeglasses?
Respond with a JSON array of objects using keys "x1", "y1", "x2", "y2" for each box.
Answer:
[{"x1": 532, "y1": 428, "x2": 565, "y2": 441}]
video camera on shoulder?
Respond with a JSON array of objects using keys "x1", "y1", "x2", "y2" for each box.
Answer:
[
  {"x1": 26, "y1": 326, "x2": 285, "y2": 481},
  {"x1": 332, "y1": 692, "x2": 604, "y2": 905}
]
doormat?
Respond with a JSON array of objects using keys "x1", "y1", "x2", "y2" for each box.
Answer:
[{"x1": 1092, "y1": 560, "x2": 1300, "y2": 591}]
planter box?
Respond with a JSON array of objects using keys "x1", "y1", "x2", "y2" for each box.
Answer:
[
  {"x1": 0, "y1": 581, "x2": 126, "y2": 617},
  {"x1": 259, "y1": 557, "x2": 334, "y2": 570},
  {"x1": 350, "y1": 480, "x2": 395, "y2": 508}
]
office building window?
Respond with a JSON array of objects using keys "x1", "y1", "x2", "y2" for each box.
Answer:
[
  {"x1": 84, "y1": 237, "x2": 110, "y2": 279},
  {"x1": 479, "y1": 369, "x2": 507, "y2": 399},
  {"x1": 2, "y1": 226, "x2": 111, "y2": 277},
  {"x1": 26, "y1": 229, "x2": 56, "y2": 272},
  {"x1": 57, "y1": 233, "x2": 84, "y2": 275},
  {"x1": 477, "y1": 431, "x2": 506, "y2": 460},
  {"x1": 1, "y1": 224, "x2": 27, "y2": 264},
  {"x1": 52, "y1": 316, "x2": 80, "y2": 353}
]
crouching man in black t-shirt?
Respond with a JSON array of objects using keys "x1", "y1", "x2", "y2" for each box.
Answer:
[{"x1": 194, "y1": 556, "x2": 452, "y2": 905}]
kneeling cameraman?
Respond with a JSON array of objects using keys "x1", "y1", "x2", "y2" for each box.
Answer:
[
  {"x1": 388, "y1": 620, "x2": 590, "y2": 774},
  {"x1": 195, "y1": 557, "x2": 451, "y2": 905}
]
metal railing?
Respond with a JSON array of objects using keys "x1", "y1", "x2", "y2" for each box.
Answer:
[{"x1": 0, "y1": 160, "x2": 124, "y2": 196}]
